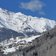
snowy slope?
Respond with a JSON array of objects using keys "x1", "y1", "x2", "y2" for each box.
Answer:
[
  {"x1": 0, "y1": 8, "x2": 56, "y2": 55},
  {"x1": 0, "y1": 8, "x2": 56, "y2": 33},
  {"x1": 0, "y1": 35, "x2": 40, "y2": 54}
]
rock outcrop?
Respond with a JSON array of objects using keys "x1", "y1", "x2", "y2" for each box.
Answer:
[{"x1": 22, "y1": 26, "x2": 56, "y2": 56}]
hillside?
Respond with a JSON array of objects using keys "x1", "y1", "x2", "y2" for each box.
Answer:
[
  {"x1": 22, "y1": 26, "x2": 56, "y2": 56},
  {"x1": 0, "y1": 26, "x2": 56, "y2": 56}
]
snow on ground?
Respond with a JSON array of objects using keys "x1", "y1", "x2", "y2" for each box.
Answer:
[
  {"x1": 22, "y1": 35, "x2": 40, "y2": 43},
  {"x1": 3, "y1": 47, "x2": 16, "y2": 54},
  {"x1": 0, "y1": 35, "x2": 41, "y2": 55}
]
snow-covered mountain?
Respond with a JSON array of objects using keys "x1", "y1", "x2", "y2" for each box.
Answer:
[
  {"x1": 0, "y1": 8, "x2": 56, "y2": 55},
  {"x1": 0, "y1": 8, "x2": 56, "y2": 34}
]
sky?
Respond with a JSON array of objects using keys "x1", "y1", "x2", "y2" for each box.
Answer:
[{"x1": 0, "y1": 0, "x2": 56, "y2": 20}]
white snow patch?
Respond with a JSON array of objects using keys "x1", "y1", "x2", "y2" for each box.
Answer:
[{"x1": 3, "y1": 47, "x2": 16, "y2": 54}]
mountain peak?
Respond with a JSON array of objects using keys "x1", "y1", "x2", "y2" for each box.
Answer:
[{"x1": 0, "y1": 8, "x2": 56, "y2": 33}]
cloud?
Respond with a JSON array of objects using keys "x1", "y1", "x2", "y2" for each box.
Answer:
[{"x1": 20, "y1": 0, "x2": 45, "y2": 12}]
